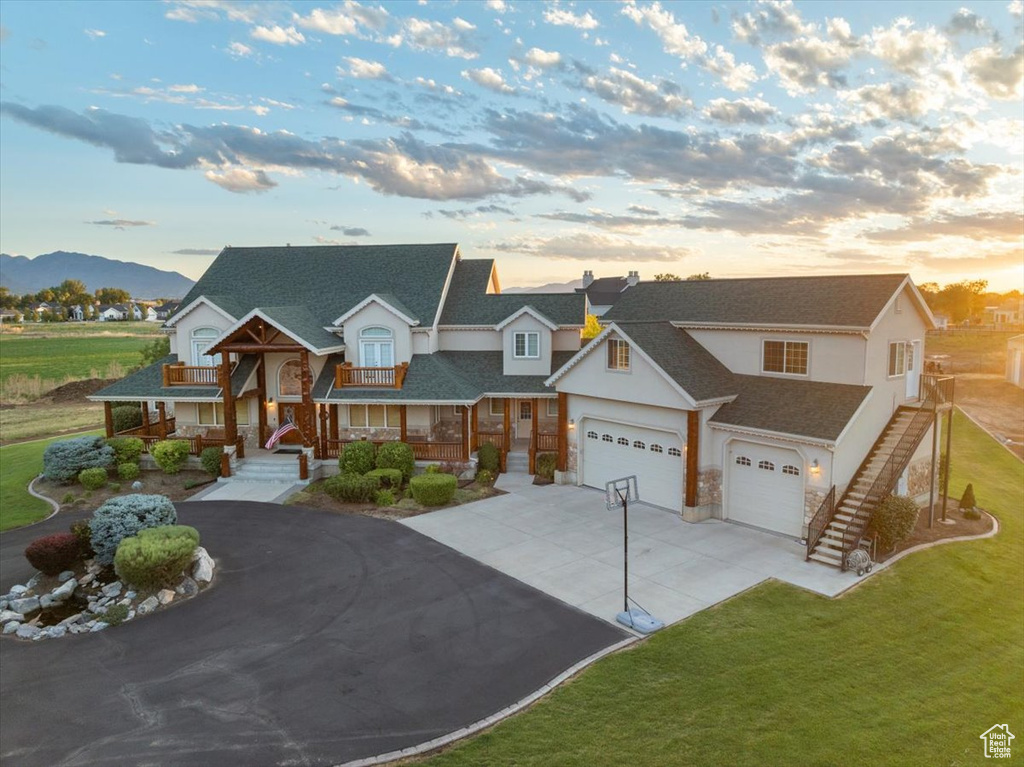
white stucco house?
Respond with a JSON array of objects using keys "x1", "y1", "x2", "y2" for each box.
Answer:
[
  {"x1": 1008, "y1": 335, "x2": 1024, "y2": 388},
  {"x1": 90, "y1": 244, "x2": 952, "y2": 570}
]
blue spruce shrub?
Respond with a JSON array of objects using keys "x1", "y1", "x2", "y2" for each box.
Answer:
[
  {"x1": 43, "y1": 436, "x2": 115, "y2": 483},
  {"x1": 89, "y1": 494, "x2": 178, "y2": 564}
]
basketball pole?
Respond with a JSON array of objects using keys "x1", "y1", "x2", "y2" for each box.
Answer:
[{"x1": 620, "y1": 488, "x2": 629, "y2": 618}]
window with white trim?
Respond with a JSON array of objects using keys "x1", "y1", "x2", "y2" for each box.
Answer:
[
  {"x1": 348, "y1": 404, "x2": 401, "y2": 428},
  {"x1": 360, "y1": 326, "x2": 394, "y2": 368},
  {"x1": 191, "y1": 327, "x2": 222, "y2": 367},
  {"x1": 758, "y1": 460, "x2": 775, "y2": 471},
  {"x1": 736, "y1": 456, "x2": 751, "y2": 466},
  {"x1": 888, "y1": 342, "x2": 907, "y2": 377},
  {"x1": 668, "y1": 447, "x2": 682, "y2": 457},
  {"x1": 513, "y1": 331, "x2": 540, "y2": 359},
  {"x1": 197, "y1": 401, "x2": 250, "y2": 426},
  {"x1": 763, "y1": 340, "x2": 808, "y2": 376},
  {"x1": 782, "y1": 465, "x2": 800, "y2": 476},
  {"x1": 607, "y1": 339, "x2": 630, "y2": 371},
  {"x1": 546, "y1": 399, "x2": 558, "y2": 417},
  {"x1": 489, "y1": 398, "x2": 504, "y2": 417}
]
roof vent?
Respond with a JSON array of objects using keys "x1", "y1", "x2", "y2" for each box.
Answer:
[
  {"x1": 626, "y1": 271, "x2": 640, "y2": 287},
  {"x1": 582, "y1": 270, "x2": 594, "y2": 288}
]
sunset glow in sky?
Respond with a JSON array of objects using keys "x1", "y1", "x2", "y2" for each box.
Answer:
[{"x1": 1, "y1": 1, "x2": 1022, "y2": 289}]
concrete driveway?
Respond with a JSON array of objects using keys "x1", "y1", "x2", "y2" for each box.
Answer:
[
  {"x1": 1, "y1": 501, "x2": 626, "y2": 767},
  {"x1": 401, "y1": 474, "x2": 860, "y2": 628}
]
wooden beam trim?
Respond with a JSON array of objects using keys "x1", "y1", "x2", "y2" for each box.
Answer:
[{"x1": 685, "y1": 410, "x2": 699, "y2": 507}]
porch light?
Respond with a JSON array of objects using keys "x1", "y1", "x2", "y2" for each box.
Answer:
[
  {"x1": 810, "y1": 459, "x2": 820, "y2": 475},
  {"x1": 568, "y1": 419, "x2": 575, "y2": 429}
]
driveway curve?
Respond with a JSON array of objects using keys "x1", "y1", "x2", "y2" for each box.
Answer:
[{"x1": 0, "y1": 501, "x2": 626, "y2": 766}]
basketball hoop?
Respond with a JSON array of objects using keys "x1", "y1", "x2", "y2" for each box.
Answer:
[
  {"x1": 605, "y1": 475, "x2": 638, "y2": 510},
  {"x1": 604, "y1": 475, "x2": 664, "y2": 634}
]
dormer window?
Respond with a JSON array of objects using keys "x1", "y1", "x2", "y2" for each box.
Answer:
[
  {"x1": 607, "y1": 339, "x2": 630, "y2": 371},
  {"x1": 513, "y1": 331, "x2": 540, "y2": 359},
  {"x1": 191, "y1": 327, "x2": 222, "y2": 367},
  {"x1": 763, "y1": 340, "x2": 808, "y2": 376},
  {"x1": 360, "y1": 326, "x2": 394, "y2": 367}
]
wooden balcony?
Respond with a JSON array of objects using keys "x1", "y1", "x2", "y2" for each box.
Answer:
[
  {"x1": 162, "y1": 362, "x2": 220, "y2": 387},
  {"x1": 335, "y1": 362, "x2": 409, "y2": 389}
]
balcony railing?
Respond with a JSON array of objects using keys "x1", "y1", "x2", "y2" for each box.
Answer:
[
  {"x1": 335, "y1": 362, "x2": 409, "y2": 389},
  {"x1": 162, "y1": 362, "x2": 220, "y2": 387},
  {"x1": 325, "y1": 438, "x2": 462, "y2": 461}
]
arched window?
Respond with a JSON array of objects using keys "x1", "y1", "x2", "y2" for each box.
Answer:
[
  {"x1": 191, "y1": 327, "x2": 222, "y2": 367},
  {"x1": 587, "y1": 430, "x2": 598, "y2": 440},
  {"x1": 668, "y1": 447, "x2": 682, "y2": 457},
  {"x1": 736, "y1": 456, "x2": 751, "y2": 466},
  {"x1": 782, "y1": 465, "x2": 801, "y2": 476},
  {"x1": 360, "y1": 326, "x2": 394, "y2": 367},
  {"x1": 617, "y1": 437, "x2": 629, "y2": 446},
  {"x1": 278, "y1": 359, "x2": 309, "y2": 399},
  {"x1": 602, "y1": 433, "x2": 613, "y2": 443},
  {"x1": 650, "y1": 444, "x2": 663, "y2": 453},
  {"x1": 758, "y1": 460, "x2": 775, "y2": 471},
  {"x1": 633, "y1": 440, "x2": 646, "y2": 450}
]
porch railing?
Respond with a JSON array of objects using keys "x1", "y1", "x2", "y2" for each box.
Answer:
[
  {"x1": 326, "y1": 438, "x2": 463, "y2": 462},
  {"x1": 805, "y1": 486, "x2": 836, "y2": 560},
  {"x1": 919, "y1": 374, "x2": 955, "y2": 408},
  {"x1": 335, "y1": 362, "x2": 409, "y2": 389},
  {"x1": 535, "y1": 433, "x2": 558, "y2": 452},
  {"x1": 162, "y1": 362, "x2": 220, "y2": 387}
]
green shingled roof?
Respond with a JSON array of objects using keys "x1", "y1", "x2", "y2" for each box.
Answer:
[
  {"x1": 605, "y1": 273, "x2": 910, "y2": 328},
  {"x1": 439, "y1": 259, "x2": 587, "y2": 326},
  {"x1": 88, "y1": 354, "x2": 258, "y2": 401},
  {"x1": 709, "y1": 375, "x2": 872, "y2": 442},
  {"x1": 617, "y1": 323, "x2": 736, "y2": 403}
]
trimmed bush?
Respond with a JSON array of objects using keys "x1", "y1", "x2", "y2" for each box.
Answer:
[
  {"x1": 376, "y1": 442, "x2": 415, "y2": 481},
  {"x1": 959, "y1": 483, "x2": 976, "y2": 510},
  {"x1": 118, "y1": 462, "x2": 141, "y2": 481},
  {"x1": 104, "y1": 603, "x2": 130, "y2": 626},
  {"x1": 475, "y1": 469, "x2": 495, "y2": 485},
  {"x1": 105, "y1": 437, "x2": 144, "y2": 466},
  {"x1": 410, "y1": 473, "x2": 457, "y2": 506},
  {"x1": 152, "y1": 440, "x2": 190, "y2": 474},
  {"x1": 79, "y1": 467, "x2": 109, "y2": 491},
  {"x1": 339, "y1": 440, "x2": 376, "y2": 475},
  {"x1": 374, "y1": 489, "x2": 396, "y2": 507},
  {"x1": 43, "y1": 436, "x2": 115, "y2": 483},
  {"x1": 477, "y1": 442, "x2": 500, "y2": 472},
  {"x1": 200, "y1": 446, "x2": 223, "y2": 477},
  {"x1": 114, "y1": 525, "x2": 199, "y2": 590},
  {"x1": 324, "y1": 473, "x2": 378, "y2": 503},
  {"x1": 366, "y1": 468, "x2": 403, "y2": 489},
  {"x1": 869, "y1": 494, "x2": 920, "y2": 551},
  {"x1": 89, "y1": 494, "x2": 177, "y2": 564},
  {"x1": 536, "y1": 452, "x2": 557, "y2": 480},
  {"x1": 70, "y1": 520, "x2": 94, "y2": 557},
  {"x1": 425, "y1": 463, "x2": 441, "y2": 474},
  {"x1": 111, "y1": 405, "x2": 143, "y2": 434},
  {"x1": 25, "y1": 533, "x2": 83, "y2": 575}
]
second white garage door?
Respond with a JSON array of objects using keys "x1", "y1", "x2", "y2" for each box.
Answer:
[
  {"x1": 726, "y1": 441, "x2": 805, "y2": 537},
  {"x1": 581, "y1": 420, "x2": 683, "y2": 511}
]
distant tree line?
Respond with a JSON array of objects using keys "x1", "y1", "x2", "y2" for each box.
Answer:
[
  {"x1": 0, "y1": 282, "x2": 175, "y2": 322},
  {"x1": 917, "y1": 280, "x2": 1021, "y2": 325}
]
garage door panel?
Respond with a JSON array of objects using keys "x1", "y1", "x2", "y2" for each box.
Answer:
[
  {"x1": 726, "y1": 441, "x2": 804, "y2": 537},
  {"x1": 581, "y1": 420, "x2": 683, "y2": 511}
]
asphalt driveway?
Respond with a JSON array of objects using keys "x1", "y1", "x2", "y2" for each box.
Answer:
[{"x1": 0, "y1": 501, "x2": 627, "y2": 767}]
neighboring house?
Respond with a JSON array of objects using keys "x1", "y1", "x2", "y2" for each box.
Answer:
[
  {"x1": 154, "y1": 302, "x2": 180, "y2": 321},
  {"x1": 0, "y1": 309, "x2": 23, "y2": 323},
  {"x1": 144, "y1": 306, "x2": 159, "y2": 322},
  {"x1": 1008, "y1": 335, "x2": 1024, "y2": 389},
  {"x1": 89, "y1": 246, "x2": 951, "y2": 570},
  {"x1": 67, "y1": 305, "x2": 85, "y2": 321},
  {"x1": 984, "y1": 298, "x2": 1024, "y2": 328},
  {"x1": 97, "y1": 303, "x2": 135, "y2": 321},
  {"x1": 932, "y1": 312, "x2": 949, "y2": 330},
  {"x1": 575, "y1": 271, "x2": 639, "y2": 317}
]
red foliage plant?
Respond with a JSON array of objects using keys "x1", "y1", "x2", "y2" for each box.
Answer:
[{"x1": 24, "y1": 533, "x2": 83, "y2": 576}]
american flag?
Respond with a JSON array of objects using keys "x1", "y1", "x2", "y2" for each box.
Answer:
[{"x1": 264, "y1": 418, "x2": 297, "y2": 449}]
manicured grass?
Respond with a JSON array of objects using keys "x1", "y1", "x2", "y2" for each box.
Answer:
[
  {"x1": 426, "y1": 410, "x2": 1023, "y2": 766},
  {"x1": 0, "y1": 431, "x2": 100, "y2": 531},
  {"x1": 0, "y1": 403, "x2": 104, "y2": 444}
]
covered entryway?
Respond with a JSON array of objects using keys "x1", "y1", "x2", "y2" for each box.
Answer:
[
  {"x1": 580, "y1": 419, "x2": 683, "y2": 511},
  {"x1": 726, "y1": 440, "x2": 804, "y2": 537}
]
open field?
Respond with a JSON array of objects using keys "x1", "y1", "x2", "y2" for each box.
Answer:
[
  {"x1": 1, "y1": 322, "x2": 165, "y2": 339},
  {"x1": 424, "y1": 410, "x2": 1023, "y2": 766},
  {"x1": 0, "y1": 403, "x2": 104, "y2": 445},
  {"x1": 925, "y1": 329, "x2": 1018, "y2": 375}
]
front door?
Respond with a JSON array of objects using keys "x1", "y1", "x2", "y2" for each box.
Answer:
[
  {"x1": 906, "y1": 340, "x2": 921, "y2": 400},
  {"x1": 278, "y1": 403, "x2": 312, "y2": 445},
  {"x1": 516, "y1": 400, "x2": 533, "y2": 440}
]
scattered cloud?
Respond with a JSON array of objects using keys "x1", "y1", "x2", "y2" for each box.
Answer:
[
  {"x1": 965, "y1": 43, "x2": 1024, "y2": 99},
  {"x1": 85, "y1": 29, "x2": 106, "y2": 39},
  {"x1": 329, "y1": 225, "x2": 371, "y2": 236},
  {"x1": 250, "y1": 25, "x2": 305, "y2": 46},
  {"x1": 524, "y1": 47, "x2": 563, "y2": 68},
  {"x1": 436, "y1": 204, "x2": 514, "y2": 219},
  {"x1": 204, "y1": 167, "x2": 277, "y2": 193},
  {"x1": 338, "y1": 56, "x2": 391, "y2": 80},
  {"x1": 622, "y1": 2, "x2": 706, "y2": 59},
  {"x1": 462, "y1": 67, "x2": 515, "y2": 94},
  {"x1": 862, "y1": 211, "x2": 1024, "y2": 242},
  {"x1": 703, "y1": 97, "x2": 777, "y2": 124},
  {"x1": 580, "y1": 67, "x2": 691, "y2": 116},
  {"x1": 494, "y1": 232, "x2": 697, "y2": 262},
  {"x1": 171, "y1": 248, "x2": 220, "y2": 255},
  {"x1": 399, "y1": 16, "x2": 479, "y2": 59},
  {"x1": 544, "y1": 8, "x2": 599, "y2": 30},
  {"x1": 947, "y1": 8, "x2": 988, "y2": 36},
  {"x1": 86, "y1": 218, "x2": 154, "y2": 229},
  {"x1": 486, "y1": 0, "x2": 507, "y2": 13},
  {"x1": 226, "y1": 41, "x2": 254, "y2": 58}
]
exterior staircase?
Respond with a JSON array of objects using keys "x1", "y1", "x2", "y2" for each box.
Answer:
[
  {"x1": 226, "y1": 450, "x2": 321, "y2": 485},
  {"x1": 505, "y1": 450, "x2": 530, "y2": 473}
]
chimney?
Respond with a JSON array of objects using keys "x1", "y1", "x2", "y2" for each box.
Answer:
[
  {"x1": 582, "y1": 270, "x2": 594, "y2": 288},
  {"x1": 626, "y1": 270, "x2": 639, "y2": 287}
]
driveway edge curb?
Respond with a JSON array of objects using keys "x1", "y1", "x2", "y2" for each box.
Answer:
[{"x1": 338, "y1": 634, "x2": 639, "y2": 767}]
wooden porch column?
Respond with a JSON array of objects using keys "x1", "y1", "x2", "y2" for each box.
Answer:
[
  {"x1": 221, "y1": 354, "x2": 238, "y2": 445},
  {"x1": 529, "y1": 397, "x2": 539, "y2": 474},
  {"x1": 299, "y1": 350, "x2": 313, "y2": 448},
  {"x1": 470, "y1": 402, "x2": 479, "y2": 452},
  {"x1": 141, "y1": 402, "x2": 151, "y2": 432},
  {"x1": 256, "y1": 356, "x2": 268, "y2": 447},
  {"x1": 461, "y1": 405, "x2": 470, "y2": 461},
  {"x1": 400, "y1": 405, "x2": 408, "y2": 442},
  {"x1": 103, "y1": 401, "x2": 114, "y2": 438},
  {"x1": 157, "y1": 402, "x2": 167, "y2": 440},
  {"x1": 503, "y1": 397, "x2": 512, "y2": 473},
  {"x1": 318, "y1": 404, "x2": 329, "y2": 460},
  {"x1": 329, "y1": 404, "x2": 340, "y2": 441},
  {"x1": 556, "y1": 392, "x2": 568, "y2": 472},
  {"x1": 685, "y1": 410, "x2": 699, "y2": 508}
]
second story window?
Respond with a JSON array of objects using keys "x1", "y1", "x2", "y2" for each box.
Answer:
[
  {"x1": 607, "y1": 339, "x2": 630, "y2": 371},
  {"x1": 763, "y1": 340, "x2": 808, "y2": 376},
  {"x1": 513, "y1": 331, "x2": 540, "y2": 359},
  {"x1": 888, "y1": 341, "x2": 907, "y2": 377},
  {"x1": 191, "y1": 327, "x2": 222, "y2": 368},
  {"x1": 360, "y1": 326, "x2": 394, "y2": 368}
]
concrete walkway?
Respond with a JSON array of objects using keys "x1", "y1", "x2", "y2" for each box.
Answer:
[
  {"x1": 187, "y1": 480, "x2": 299, "y2": 503},
  {"x1": 401, "y1": 473, "x2": 862, "y2": 628}
]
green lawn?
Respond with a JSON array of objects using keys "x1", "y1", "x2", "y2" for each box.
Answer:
[
  {"x1": 0, "y1": 431, "x2": 100, "y2": 531},
  {"x1": 426, "y1": 410, "x2": 1023, "y2": 766}
]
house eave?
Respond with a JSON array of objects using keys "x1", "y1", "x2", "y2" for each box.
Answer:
[
  {"x1": 669, "y1": 321, "x2": 868, "y2": 334},
  {"x1": 332, "y1": 293, "x2": 421, "y2": 328},
  {"x1": 708, "y1": 421, "x2": 836, "y2": 448},
  {"x1": 163, "y1": 295, "x2": 237, "y2": 329}
]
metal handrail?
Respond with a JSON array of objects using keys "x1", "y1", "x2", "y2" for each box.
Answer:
[{"x1": 805, "y1": 486, "x2": 836, "y2": 560}]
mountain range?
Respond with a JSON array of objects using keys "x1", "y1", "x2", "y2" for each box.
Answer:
[
  {"x1": 0, "y1": 251, "x2": 195, "y2": 299},
  {"x1": 503, "y1": 279, "x2": 581, "y2": 294}
]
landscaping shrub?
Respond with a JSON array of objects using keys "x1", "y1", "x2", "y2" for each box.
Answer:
[
  {"x1": 24, "y1": 533, "x2": 83, "y2": 575},
  {"x1": 89, "y1": 494, "x2": 177, "y2": 564},
  {"x1": 70, "y1": 520, "x2": 94, "y2": 557},
  {"x1": 477, "y1": 442, "x2": 500, "y2": 473},
  {"x1": 475, "y1": 469, "x2": 495, "y2": 485},
  {"x1": 105, "y1": 437, "x2": 144, "y2": 466},
  {"x1": 324, "y1": 473, "x2": 378, "y2": 503},
  {"x1": 410, "y1": 473, "x2": 457, "y2": 506},
  {"x1": 960, "y1": 483, "x2": 976, "y2": 511},
  {"x1": 425, "y1": 463, "x2": 441, "y2": 474},
  {"x1": 536, "y1": 452, "x2": 557, "y2": 481},
  {"x1": 339, "y1": 441, "x2": 376, "y2": 476},
  {"x1": 104, "y1": 604, "x2": 130, "y2": 626},
  {"x1": 111, "y1": 404, "x2": 143, "y2": 434},
  {"x1": 61, "y1": 492, "x2": 76, "y2": 504},
  {"x1": 376, "y1": 442, "x2": 415, "y2": 481},
  {"x1": 374, "y1": 489, "x2": 396, "y2": 507},
  {"x1": 869, "y1": 494, "x2": 920, "y2": 551},
  {"x1": 152, "y1": 440, "x2": 191, "y2": 474},
  {"x1": 43, "y1": 436, "x2": 115, "y2": 483},
  {"x1": 78, "y1": 467, "x2": 109, "y2": 491},
  {"x1": 118, "y1": 462, "x2": 141, "y2": 481},
  {"x1": 114, "y1": 525, "x2": 199, "y2": 590},
  {"x1": 366, "y1": 468, "x2": 403, "y2": 489},
  {"x1": 108, "y1": 482, "x2": 121, "y2": 492},
  {"x1": 200, "y1": 446, "x2": 223, "y2": 477}
]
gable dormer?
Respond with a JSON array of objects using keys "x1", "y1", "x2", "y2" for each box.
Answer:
[
  {"x1": 334, "y1": 294, "x2": 419, "y2": 366},
  {"x1": 497, "y1": 306, "x2": 558, "y2": 376}
]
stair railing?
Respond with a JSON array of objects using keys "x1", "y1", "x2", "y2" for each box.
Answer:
[{"x1": 805, "y1": 485, "x2": 836, "y2": 560}]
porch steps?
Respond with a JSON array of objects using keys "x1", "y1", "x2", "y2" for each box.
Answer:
[
  {"x1": 505, "y1": 451, "x2": 529, "y2": 473},
  {"x1": 227, "y1": 454, "x2": 321, "y2": 484}
]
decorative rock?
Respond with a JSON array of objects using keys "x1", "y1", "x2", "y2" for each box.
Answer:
[
  {"x1": 87, "y1": 561, "x2": 101, "y2": 574},
  {"x1": 101, "y1": 581, "x2": 122, "y2": 598},
  {"x1": 191, "y1": 548, "x2": 215, "y2": 584},
  {"x1": 157, "y1": 589, "x2": 175, "y2": 605},
  {"x1": 58, "y1": 613, "x2": 83, "y2": 627},
  {"x1": 58, "y1": 571, "x2": 75, "y2": 583},
  {"x1": 9, "y1": 597, "x2": 40, "y2": 615},
  {"x1": 90, "y1": 622, "x2": 109, "y2": 632},
  {"x1": 51, "y1": 578, "x2": 77, "y2": 602},
  {"x1": 137, "y1": 596, "x2": 159, "y2": 615},
  {"x1": 131, "y1": 480, "x2": 143, "y2": 490},
  {"x1": 117, "y1": 597, "x2": 131, "y2": 607},
  {"x1": 39, "y1": 594, "x2": 54, "y2": 609},
  {"x1": 92, "y1": 605, "x2": 108, "y2": 615},
  {"x1": 126, "y1": 610, "x2": 136, "y2": 621},
  {"x1": 26, "y1": 573, "x2": 42, "y2": 590},
  {"x1": 78, "y1": 573, "x2": 95, "y2": 586},
  {"x1": 9, "y1": 585, "x2": 27, "y2": 596},
  {"x1": 0, "y1": 610, "x2": 23, "y2": 624},
  {"x1": 3, "y1": 622, "x2": 21, "y2": 634},
  {"x1": 176, "y1": 576, "x2": 199, "y2": 597},
  {"x1": 44, "y1": 625, "x2": 67, "y2": 639},
  {"x1": 0, "y1": 598, "x2": 8, "y2": 610},
  {"x1": 15, "y1": 624, "x2": 40, "y2": 639},
  {"x1": 125, "y1": 590, "x2": 137, "y2": 601},
  {"x1": 98, "y1": 597, "x2": 112, "y2": 607}
]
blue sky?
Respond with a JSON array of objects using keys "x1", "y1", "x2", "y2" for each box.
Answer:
[{"x1": 1, "y1": 0, "x2": 1022, "y2": 290}]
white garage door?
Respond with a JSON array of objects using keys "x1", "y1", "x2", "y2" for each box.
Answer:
[
  {"x1": 581, "y1": 420, "x2": 683, "y2": 511},
  {"x1": 726, "y1": 441, "x2": 804, "y2": 537}
]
